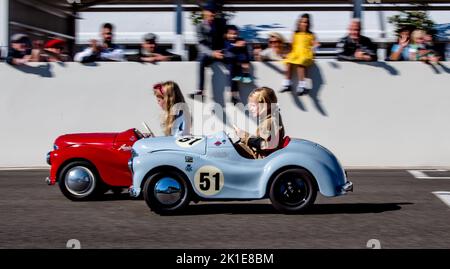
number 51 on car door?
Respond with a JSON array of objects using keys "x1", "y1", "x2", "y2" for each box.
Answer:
[{"x1": 194, "y1": 166, "x2": 224, "y2": 196}]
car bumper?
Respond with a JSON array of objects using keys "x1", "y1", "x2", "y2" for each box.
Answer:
[
  {"x1": 129, "y1": 186, "x2": 141, "y2": 198},
  {"x1": 45, "y1": 177, "x2": 57, "y2": 185},
  {"x1": 340, "y1": 181, "x2": 353, "y2": 194}
]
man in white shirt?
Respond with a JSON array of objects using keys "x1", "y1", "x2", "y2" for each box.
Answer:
[{"x1": 74, "y1": 23, "x2": 125, "y2": 63}]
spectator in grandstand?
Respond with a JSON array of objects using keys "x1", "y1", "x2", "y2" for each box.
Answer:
[
  {"x1": 74, "y1": 23, "x2": 125, "y2": 63},
  {"x1": 389, "y1": 26, "x2": 413, "y2": 61},
  {"x1": 281, "y1": 13, "x2": 319, "y2": 95},
  {"x1": 336, "y1": 18, "x2": 377, "y2": 62},
  {"x1": 6, "y1": 34, "x2": 32, "y2": 65},
  {"x1": 254, "y1": 32, "x2": 287, "y2": 61},
  {"x1": 130, "y1": 33, "x2": 181, "y2": 62},
  {"x1": 409, "y1": 29, "x2": 440, "y2": 63},
  {"x1": 189, "y1": 1, "x2": 227, "y2": 99},
  {"x1": 30, "y1": 40, "x2": 45, "y2": 62},
  {"x1": 223, "y1": 25, "x2": 253, "y2": 104},
  {"x1": 31, "y1": 39, "x2": 70, "y2": 62}
]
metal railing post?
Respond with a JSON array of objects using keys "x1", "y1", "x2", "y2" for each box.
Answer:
[{"x1": 0, "y1": 0, "x2": 9, "y2": 59}]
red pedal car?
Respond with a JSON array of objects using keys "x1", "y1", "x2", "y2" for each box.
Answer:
[{"x1": 46, "y1": 128, "x2": 145, "y2": 201}]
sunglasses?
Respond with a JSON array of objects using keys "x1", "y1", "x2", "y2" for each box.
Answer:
[{"x1": 269, "y1": 40, "x2": 281, "y2": 44}]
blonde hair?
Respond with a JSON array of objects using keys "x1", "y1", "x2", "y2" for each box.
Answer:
[
  {"x1": 411, "y1": 29, "x2": 426, "y2": 44},
  {"x1": 248, "y1": 87, "x2": 278, "y2": 115},
  {"x1": 268, "y1": 32, "x2": 285, "y2": 44},
  {"x1": 154, "y1": 81, "x2": 186, "y2": 136}
]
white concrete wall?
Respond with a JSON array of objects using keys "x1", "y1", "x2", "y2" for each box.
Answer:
[{"x1": 1, "y1": 61, "x2": 450, "y2": 168}]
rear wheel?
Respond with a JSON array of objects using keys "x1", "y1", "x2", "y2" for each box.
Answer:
[
  {"x1": 58, "y1": 161, "x2": 106, "y2": 201},
  {"x1": 143, "y1": 170, "x2": 190, "y2": 215},
  {"x1": 269, "y1": 168, "x2": 317, "y2": 213}
]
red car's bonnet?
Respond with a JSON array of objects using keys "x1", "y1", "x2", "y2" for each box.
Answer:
[{"x1": 54, "y1": 132, "x2": 118, "y2": 149}]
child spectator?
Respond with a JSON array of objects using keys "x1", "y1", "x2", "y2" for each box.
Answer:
[
  {"x1": 153, "y1": 81, "x2": 191, "y2": 137},
  {"x1": 409, "y1": 29, "x2": 440, "y2": 63},
  {"x1": 281, "y1": 14, "x2": 318, "y2": 95},
  {"x1": 233, "y1": 87, "x2": 285, "y2": 159},
  {"x1": 6, "y1": 34, "x2": 32, "y2": 65},
  {"x1": 223, "y1": 25, "x2": 253, "y2": 104},
  {"x1": 255, "y1": 32, "x2": 287, "y2": 61},
  {"x1": 336, "y1": 18, "x2": 377, "y2": 62},
  {"x1": 74, "y1": 23, "x2": 125, "y2": 63},
  {"x1": 389, "y1": 26, "x2": 413, "y2": 61}
]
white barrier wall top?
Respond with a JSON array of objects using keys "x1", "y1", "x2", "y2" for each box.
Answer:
[{"x1": 1, "y1": 61, "x2": 449, "y2": 168}]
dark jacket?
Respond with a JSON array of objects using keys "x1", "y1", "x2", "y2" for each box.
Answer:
[
  {"x1": 336, "y1": 35, "x2": 378, "y2": 61},
  {"x1": 196, "y1": 17, "x2": 226, "y2": 57},
  {"x1": 128, "y1": 47, "x2": 181, "y2": 62},
  {"x1": 6, "y1": 48, "x2": 31, "y2": 65}
]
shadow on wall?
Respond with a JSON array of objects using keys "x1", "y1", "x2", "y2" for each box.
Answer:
[
  {"x1": 209, "y1": 61, "x2": 328, "y2": 118},
  {"x1": 285, "y1": 63, "x2": 327, "y2": 116},
  {"x1": 425, "y1": 61, "x2": 450, "y2": 74},
  {"x1": 11, "y1": 63, "x2": 53, "y2": 78},
  {"x1": 329, "y1": 60, "x2": 400, "y2": 76},
  {"x1": 332, "y1": 59, "x2": 449, "y2": 75},
  {"x1": 209, "y1": 63, "x2": 260, "y2": 128},
  {"x1": 354, "y1": 61, "x2": 400, "y2": 76}
]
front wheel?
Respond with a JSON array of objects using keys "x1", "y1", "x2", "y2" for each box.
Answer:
[
  {"x1": 58, "y1": 161, "x2": 105, "y2": 201},
  {"x1": 269, "y1": 168, "x2": 317, "y2": 213},
  {"x1": 143, "y1": 170, "x2": 190, "y2": 215}
]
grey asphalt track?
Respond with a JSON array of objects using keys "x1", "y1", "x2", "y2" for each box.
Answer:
[{"x1": 0, "y1": 169, "x2": 449, "y2": 249}]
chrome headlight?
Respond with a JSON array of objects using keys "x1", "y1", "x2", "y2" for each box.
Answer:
[
  {"x1": 128, "y1": 149, "x2": 138, "y2": 173},
  {"x1": 128, "y1": 158, "x2": 133, "y2": 173}
]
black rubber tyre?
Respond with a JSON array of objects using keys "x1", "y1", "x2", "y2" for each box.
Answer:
[
  {"x1": 269, "y1": 168, "x2": 317, "y2": 213},
  {"x1": 143, "y1": 170, "x2": 190, "y2": 215},
  {"x1": 58, "y1": 161, "x2": 106, "y2": 201}
]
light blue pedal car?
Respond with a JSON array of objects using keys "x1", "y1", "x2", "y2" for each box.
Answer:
[{"x1": 128, "y1": 132, "x2": 353, "y2": 214}]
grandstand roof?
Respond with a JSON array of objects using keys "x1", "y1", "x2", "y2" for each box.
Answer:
[{"x1": 41, "y1": 0, "x2": 450, "y2": 12}]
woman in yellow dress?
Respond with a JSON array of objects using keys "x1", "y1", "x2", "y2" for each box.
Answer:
[{"x1": 281, "y1": 14, "x2": 319, "y2": 95}]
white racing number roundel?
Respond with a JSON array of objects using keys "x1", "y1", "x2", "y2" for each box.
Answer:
[
  {"x1": 194, "y1": 166, "x2": 224, "y2": 196},
  {"x1": 176, "y1": 136, "x2": 204, "y2": 148}
]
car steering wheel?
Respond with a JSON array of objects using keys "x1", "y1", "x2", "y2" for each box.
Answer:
[
  {"x1": 226, "y1": 131, "x2": 241, "y2": 145},
  {"x1": 142, "y1": 122, "x2": 155, "y2": 137}
]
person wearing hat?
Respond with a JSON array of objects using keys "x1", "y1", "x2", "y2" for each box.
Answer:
[
  {"x1": 45, "y1": 39, "x2": 70, "y2": 62},
  {"x1": 31, "y1": 39, "x2": 70, "y2": 62},
  {"x1": 255, "y1": 32, "x2": 287, "y2": 61},
  {"x1": 136, "y1": 33, "x2": 181, "y2": 63},
  {"x1": 189, "y1": 0, "x2": 227, "y2": 98},
  {"x1": 6, "y1": 34, "x2": 32, "y2": 65}
]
